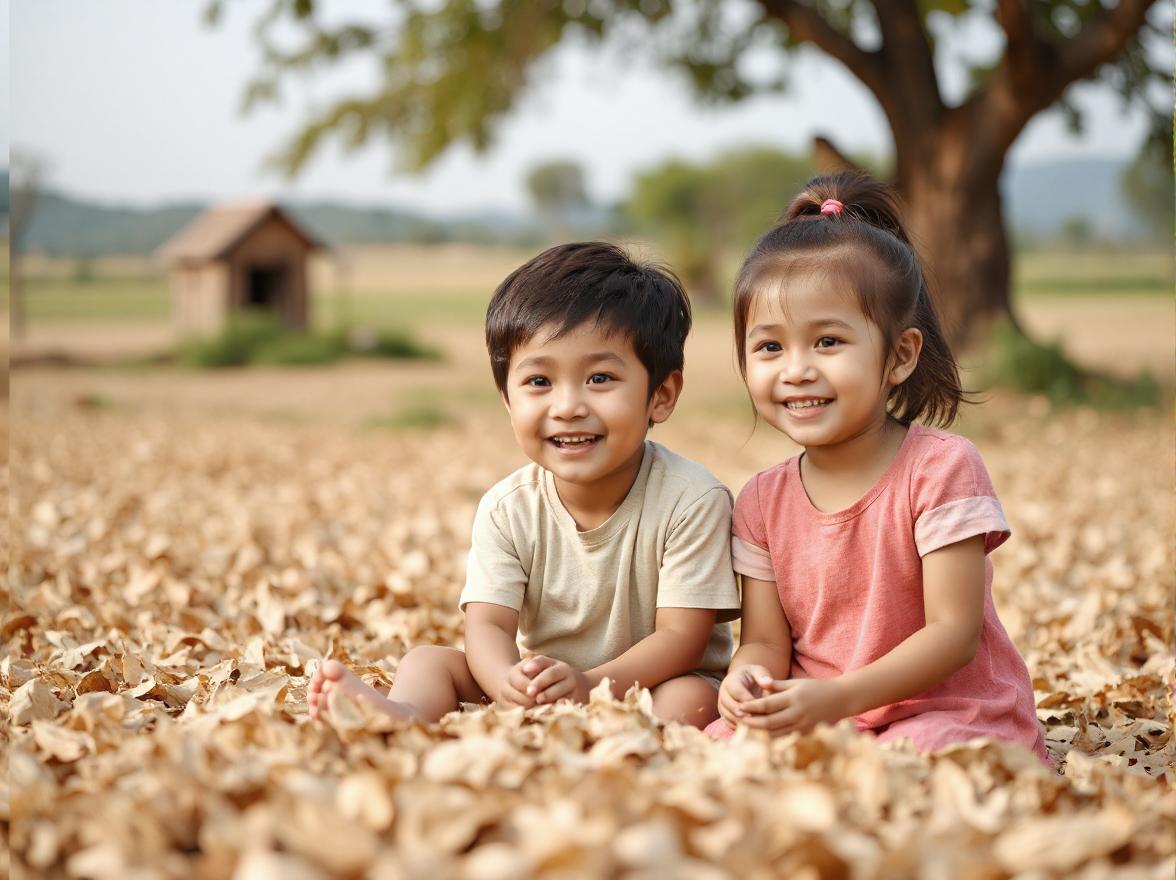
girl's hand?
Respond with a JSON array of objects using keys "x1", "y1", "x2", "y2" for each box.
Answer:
[
  {"x1": 717, "y1": 664, "x2": 776, "y2": 729},
  {"x1": 738, "y1": 678, "x2": 848, "y2": 736},
  {"x1": 522, "y1": 655, "x2": 592, "y2": 705}
]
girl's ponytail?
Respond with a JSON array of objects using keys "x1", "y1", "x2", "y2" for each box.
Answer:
[
  {"x1": 785, "y1": 172, "x2": 911, "y2": 245},
  {"x1": 888, "y1": 281, "x2": 962, "y2": 427}
]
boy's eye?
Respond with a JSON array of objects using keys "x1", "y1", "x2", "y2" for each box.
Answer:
[
  {"x1": 524, "y1": 376, "x2": 550, "y2": 387},
  {"x1": 815, "y1": 336, "x2": 841, "y2": 349},
  {"x1": 587, "y1": 373, "x2": 613, "y2": 385}
]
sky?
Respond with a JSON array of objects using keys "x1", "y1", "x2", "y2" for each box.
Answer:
[{"x1": 7, "y1": 0, "x2": 1171, "y2": 216}]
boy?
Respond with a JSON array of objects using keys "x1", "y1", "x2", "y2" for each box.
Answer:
[{"x1": 309, "y1": 242, "x2": 740, "y2": 728}]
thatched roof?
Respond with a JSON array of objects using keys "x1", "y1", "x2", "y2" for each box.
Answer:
[{"x1": 159, "y1": 200, "x2": 324, "y2": 263}]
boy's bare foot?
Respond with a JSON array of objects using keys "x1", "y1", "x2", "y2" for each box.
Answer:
[{"x1": 307, "y1": 659, "x2": 415, "y2": 723}]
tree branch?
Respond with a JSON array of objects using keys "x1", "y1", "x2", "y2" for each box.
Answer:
[
  {"x1": 994, "y1": 0, "x2": 1039, "y2": 91},
  {"x1": 1054, "y1": 0, "x2": 1159, "y2": 90},
  {"x1": 811, "y1": 134, "x2": 864, "y2": 175},
  {"x1": 980, "y1": 0, "x2": 1159, "y2": 162},
  {"x1": 757, "y1": 0, "x2": 889, "y2": 105},
  {"x1": 871, "y1": 0, "x2": 942, "y2": 113}
]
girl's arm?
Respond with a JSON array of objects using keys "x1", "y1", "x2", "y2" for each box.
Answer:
[
  {"x1": 739, "y1": 536, "x2": 985, "y2": 733},
  {"x1": 835, "y1": 535, "x2": 985, "y2": 716},
  {"x1": 716, "y1": 576, "x2": 792, "y2": 728},
  {"x1": 727, "y1": 576, "x2": 792, "y2": 677}
]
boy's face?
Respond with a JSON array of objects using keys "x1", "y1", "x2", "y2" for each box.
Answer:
[{"x1": 503, "y1": 321, "x2": 681, "y2": 502}]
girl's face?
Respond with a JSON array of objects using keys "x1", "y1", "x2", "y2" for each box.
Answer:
[{"x1": 743, "y1": 272, "x2": 916, "y2": 450}]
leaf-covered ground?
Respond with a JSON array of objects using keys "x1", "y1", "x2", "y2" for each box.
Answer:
[{"x1": 4, "y1": 371, "x2": 1174, "y2": 879}]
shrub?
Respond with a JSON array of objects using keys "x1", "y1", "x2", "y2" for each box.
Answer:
[
  {"x1": 345, "y1": 326, "x2": 441, "y2": 361},
  {"x1": 252, "y1": 331, "x2": 348, "y2": 366},
  {"x1": 179, "y1": 314, "x2": 441, "y2": 368},
  {"x1": 179, "y1": 313, "x2": 282, "y2": 368},
  {"x1": 366, "y1": 403, "x2": 452, "y2": 430},
  {"x1": 983, "y1": 319, "x2": 1160, "y2": 409}
]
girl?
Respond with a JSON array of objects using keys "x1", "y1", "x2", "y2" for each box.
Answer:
[{"x1": 705, "y1": 172, "x2": 1048, "y2": 762}]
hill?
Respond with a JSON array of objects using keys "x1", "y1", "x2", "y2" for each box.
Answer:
[
  {"x1": 1, "y1": 157, "x2": 1156, "y2": 257},
  {"x1": 1002, "y1": 158, "x2": 1150, "y2": 241}
]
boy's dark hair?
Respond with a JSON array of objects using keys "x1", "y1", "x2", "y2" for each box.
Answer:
[
  {"x1": 733, "y1": 171, "x2": 964, "y2": 427},
  {"x1": 487, "y1": 241, "x2": 692, "y2": 398}
]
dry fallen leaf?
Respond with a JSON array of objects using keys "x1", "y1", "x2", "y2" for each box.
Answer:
[
  {"x1": 5, "y1": 386, "x2": 1173, "y2": 878},
  {"x1": 10, "y1": 677, "x2": 69, "y2": 725}
]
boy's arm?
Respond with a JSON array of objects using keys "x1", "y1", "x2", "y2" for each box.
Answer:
[
  {"x1": 580, "y1": 485, "x2": 738, "y2": 697},
  {"x1": 582, "y1": 606, "x2": 716, "y2": 699},
  {"x1": 463, "y1": 602, "x2": 532, "y2": 706}
]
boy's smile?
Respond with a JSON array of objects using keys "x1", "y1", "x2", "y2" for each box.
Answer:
[
  {"x1": 504, "y1": 321, "x2": 681, "y2": 525},
  {"x1": 548, "y1": 432, "x2": 600, "y2": 451}
]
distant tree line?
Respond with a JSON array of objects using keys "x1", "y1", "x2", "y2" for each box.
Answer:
[{"x1": 8, "y1": 137, "x2": 1170, "y2": 272}]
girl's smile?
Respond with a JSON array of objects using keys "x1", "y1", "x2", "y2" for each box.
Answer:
[
  {"x1": 744, "y1": 274, "x2": 895, "y2": 454},
  {"x1": 780, "y1": 396, "x2": 834, "y2": 418}
]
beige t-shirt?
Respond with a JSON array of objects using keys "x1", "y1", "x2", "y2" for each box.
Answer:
[{"x1": 459, "y1": 441, "x2": 740, "y2": 683}]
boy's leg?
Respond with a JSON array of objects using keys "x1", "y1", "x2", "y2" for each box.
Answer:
[
  {"x1": 387, "y1": 645, "x2": 488, "y2": 721},
  {"x1": 308, "y1": 646, "x2": 487, "y2": 724},
  {"x1": 650, "y1": 674, "x2": 720, "y2": 729}
]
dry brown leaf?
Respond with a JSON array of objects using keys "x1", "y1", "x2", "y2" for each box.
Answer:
[
  {"x1": 992, "y1": 806, "x2": 1136, "y2": 872},
  {"x1": 10, "y1": 677, "x2": 69, "y2": 725},
  {"x1": 31, "y1": 720, "x2": 94, "y2": 762},
  {"x1": 336, "y1": 771, "x2": 395, "y2": 831},
  {"x1": 6, "y1": 390, "x2": 1173, "y2": 878}
]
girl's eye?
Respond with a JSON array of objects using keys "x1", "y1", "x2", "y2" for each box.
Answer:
[
  {"x1": 754, "y1": 341, "x2": 781, "y2": 353},
  {"x1": 524, "y1": 376, "x2": 550, "y2": 387},
  {"x1": 587, "y1": 373, "x2": 613, "y2": 385},
  {"x1": 815, "y1": 336, "x2": 841, "y2": 349}
]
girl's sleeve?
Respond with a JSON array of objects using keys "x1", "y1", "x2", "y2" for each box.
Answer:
[
  {"x1": 732, "y1": 474, "x2": 776, "y2": 582},
  {"x1": 911, "y1": 435, "x2": 1011, "y2": 557}
]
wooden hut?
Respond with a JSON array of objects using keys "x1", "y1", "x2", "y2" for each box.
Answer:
[{"x1": 159, "y1": 201, "x2": 324, "y2": 336}]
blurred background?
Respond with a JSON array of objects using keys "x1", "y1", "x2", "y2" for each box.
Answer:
[{"x1": 2, "y1": 0, "x2": 1172, "y2": 431}]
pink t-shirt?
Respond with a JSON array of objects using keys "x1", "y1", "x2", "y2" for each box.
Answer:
[{"x1": 718, "y1": 424, "x2": 1046, "y2": 760}]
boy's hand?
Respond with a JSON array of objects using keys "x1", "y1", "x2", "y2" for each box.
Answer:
[
  {"x1": 717, "y1": 664, "x2": 776, "y2": 729},
  {"x1": 522, "y1": 655, "x2": 592, "y2": 705},
  {"x1": 737, "y1": 677, "x2": 847, "y2": 736},
  {"x1": 496, "y1": 660, "x2": 538, "y2": 708}
]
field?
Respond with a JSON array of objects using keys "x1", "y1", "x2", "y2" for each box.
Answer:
[
  {"x1": 12, "y1": 245, "x2": 1174, "y2": 379},
  {"x1": 4, "y1": 244, "x2": 1174, "y2": 878}
]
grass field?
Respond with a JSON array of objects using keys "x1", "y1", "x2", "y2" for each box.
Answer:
[
  {"x1": 21, "y1": 275, "x2": 171, "y2": 320},
  {"x1": 12, "y1": 243, "x2": 1173, "y2": 385},
  {"x1": 17, "y1": 243, "x2": 1173, "y2": 323},
  {"x1": 1013, "y1": 247, "x2": 1172, "y2": 297}
]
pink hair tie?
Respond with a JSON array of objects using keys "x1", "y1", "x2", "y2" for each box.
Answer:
[{"x1": 820, "y1": 198, "x2": 845, "y2": 216}]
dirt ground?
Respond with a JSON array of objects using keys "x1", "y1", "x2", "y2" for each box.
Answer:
[{"x1": 1013, "y1": 294, "x2": 1174, "y2": 380}]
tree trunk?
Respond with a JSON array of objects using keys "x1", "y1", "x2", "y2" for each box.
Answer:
[
  {"x1": 897, "y1": 130, "x2": 1015, "y2": 351},
  {"x1": 670, "y1": 236, "x2": 722, "y2": 308},
  {"x1": 9, "y1": 250, "x2": 25, "y2": 341}
]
